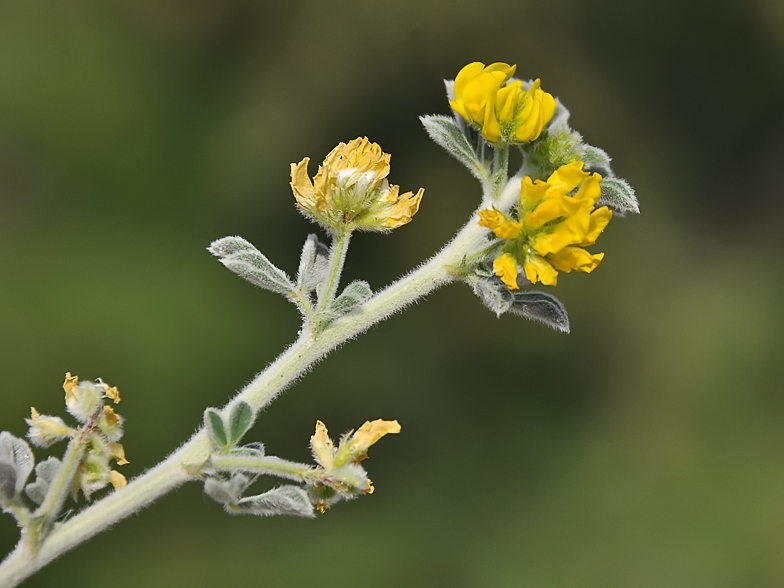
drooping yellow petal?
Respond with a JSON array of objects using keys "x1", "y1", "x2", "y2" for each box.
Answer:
[
  {"x1": 108, "y1": 470, "x2": 127, "y2": 491},
  {"x1": 549, "y1": 247, "x2": 604, "y2": 273},
  {"x1": 290, "y1": 158, "x2": 315, "y2": 208},
  {"x1": 493, "y1": 252, "x2": 519, "y2": 290},
  {"x1": 108, "y1": 442, "x2": 129, "y2": 466},
  {"x1": 352, "y1": 419, "x2": 401, "y2": 453}
]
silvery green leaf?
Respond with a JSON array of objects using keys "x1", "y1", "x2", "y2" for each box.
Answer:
[
  {"x1": 509, "y1": 291, "x2": 570, "y2": 333},
  {"x1": 207, "y1": 236, "x2": 256, "y2": 257},
  {"x1": 204, "y1": 477, "x2": 235, "y2": 505},
  {"x1": 598, "y1": 177, "x2": 639, "y2": 214},
  {"x1": 205, "y1": 409, "x2": 228, "y2": 449},
  {"x1": 228, "y1": 473, "x2": 254, "y2": 499},
  {"x1": 228, "y1": 401, "x2": 253, "y2": 446},
  {"x1": 25, "y1": 457, "x2": 61, "y2": 505},
  {"x1": 582, "y1": 145, "x2": 612, "y2": 177},
  {"x1": 0, "y1": 462, "x2": 16, "y2": 502},
  {"x1": 470, "y1": 277, "x2": 514, "y2": 318},
  {"x1": 330, "y1": 280, "x2": 372, "y2": 316},
  {"x1": 0, "y1": 432, "x2": 34, "y2": 497},
  {"x1": 297, "y1": 234, "x2": 330, "y2": 293},
  {"x1": 234, "y1": 485, "x2": 315, "y2": 518},
  {"x1": 420, "y1": 115, "x2": 487, "y2": 182},
  {"x1": 209, "y1": 236, "x2": 294, "y2": 295}
]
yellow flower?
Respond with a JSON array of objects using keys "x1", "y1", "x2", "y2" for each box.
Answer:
[
  {"x1": 478, "y1": 161, "x2": 612, "y2": 288},
  {"x1": 449, "y1": 62, "x2": 556, "y2": 143},
  {"x1": 290, "y1": 137, "x2": 424, "y2": 233}
]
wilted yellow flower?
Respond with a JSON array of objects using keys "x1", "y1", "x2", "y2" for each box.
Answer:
[
  {"x1": 478, "y1": 161, "x2": 612, "y2": 288},
  {"x1": 26, "y1": 407, "x2": 74, "y2": 447},
  {"x1": 290, "y1": 137, "x2": 423, "y2": 233},
  {"x1": 449, "y1": 62, "x2": 556, "y2": 143}
]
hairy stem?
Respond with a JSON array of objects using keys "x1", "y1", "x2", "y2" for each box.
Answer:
[{"x1": 0, "y1": 202, "x2": 491, "y2": 588}]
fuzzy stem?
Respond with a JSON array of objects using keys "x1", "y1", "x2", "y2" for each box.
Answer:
[
  {"x1": 0, "y1": 198, "x2": 494, "y2": 588},
  {"x1": 315, "y1": 229, "x2": 352, "y2": 319},
  {"x1": 27, "y1": 441, "x2": 84, "y2": 549},
  {"x1": 211, "y1": 454, "x2": 313, "y2": 481}
]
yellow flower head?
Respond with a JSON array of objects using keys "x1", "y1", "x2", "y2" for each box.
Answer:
[
  {"x1": 449, "y1": 62, "x2": 556, "y2": 143},
  {"x1": 478, "y1": 161, "x2": 612, "y2": 288},
  {"x1": 290, "y1": 137, "x2": 424, "y2": 233}
]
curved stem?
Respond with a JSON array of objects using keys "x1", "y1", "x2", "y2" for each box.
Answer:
[{"x1": 0, "y1": 204, "x2": 491, "y2": 588}]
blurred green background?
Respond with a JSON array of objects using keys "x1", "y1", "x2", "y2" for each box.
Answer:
[{"x1": 2, "y1": 0, "x2": 783, "y2": 586}]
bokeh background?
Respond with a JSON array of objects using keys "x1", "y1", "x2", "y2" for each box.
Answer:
[{"x1": 1, "y1": 1, "x2": 783, "y2": 586}]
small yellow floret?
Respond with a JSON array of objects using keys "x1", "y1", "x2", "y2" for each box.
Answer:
[
  {"x1": 478, "y1": 161, "x2": 612, "y2": 288},
  {"x1": 450, "y1": 62, "x2": 556, "y2": 143}
]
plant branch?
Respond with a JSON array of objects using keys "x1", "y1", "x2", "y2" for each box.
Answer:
[{"x1": 0, "y1": 197, "x2": 493, "y2": 588}]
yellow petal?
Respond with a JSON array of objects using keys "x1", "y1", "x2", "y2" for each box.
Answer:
[
  {"x1": 572, "y1": 173, "x2": 603, "y2": 205},
  {"x1": 352, "y1": 419, "x2": 401, "y2": 453},
  {"x1": 478, "y1": 207, "x2": 506, "y2": 230},
  {"x1": 100, "y1": 381, "x2": 121, "y2": 404},
  {"x1": 63, "y1": 372, "x2": 79, "y2": 403},
  {"x1": 580, "y1": 206, "x2": 613, "y2": 246},
  {"x1": 549, "y1": 247, "x2": 604, "y2": 273},
  {"x1": 519, "y1": 177, "x2": 550, "y2": 211},
  {"x1": 493, "y1": 252, "x2": 519, "y2": 290},
  {"x1": 547, "y1": 161, "x2": 589, "y2": 194},
  {"x1": 103, "y1": 405, "x2": 121, "y2": 428},
  {"x1": 108, "y1": 442, "x2": 129, "y2": 466},
  {"x1": 108, "y1": 470, "x2": 127, "y2": 490},
  {"x1": 523, "y1": 255, "x2": 558, "y2": 286},
  {"x1": 310, "y1": 420, "x2": 335, "y2": 470}
]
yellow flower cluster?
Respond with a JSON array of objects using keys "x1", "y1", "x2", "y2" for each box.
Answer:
[
  {"x1": 449, "y1": 62, "x2": 556, "y2": 143},
  {"x1": 290, "y1": 137, "x2": 423, "y2": 233},
  {"x1": 478, "y1": 161, "x2": 612, "y2": 288}
]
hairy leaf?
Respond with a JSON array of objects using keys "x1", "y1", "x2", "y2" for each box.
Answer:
[
  {"x1": 598, "y1": 177, "x2": 639, "y2": 214},
  {"x1": 205, "y1": 409, "x2": 228, "y2": 449},
  {"x1": 509, "y1": 291, "x2": 570, "y2": 333},
  {"x1": 420, "y1": 115, "x2": 487, "y2": 182},
  {"x1": 228, "y1": 402, "x2": 253, "y2": 446},
  {"x1": 330, "y1": 280, "x2": 372, "y2": 315},
  {"x1": 234, "y1": 485, "x2": 315, "y2": 518},
  {"x1": 297, "y1": 234, "x2": 330, "y2": 293}
]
